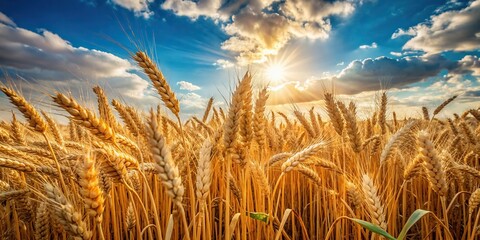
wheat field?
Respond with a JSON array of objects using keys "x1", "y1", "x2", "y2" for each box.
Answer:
[{"x1": 0, "y1": 51, "x2": 479, "y2": 240}]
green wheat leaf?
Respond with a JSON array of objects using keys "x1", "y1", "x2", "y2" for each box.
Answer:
[{"x1": 349, "y1": 218, "x2": 396, "y2": 240}]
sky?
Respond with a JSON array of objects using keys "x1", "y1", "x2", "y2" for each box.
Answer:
[{"x1": 0, "y1": 0, "x2": 479, "y2": 121}]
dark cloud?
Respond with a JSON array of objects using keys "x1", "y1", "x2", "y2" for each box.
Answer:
[
  {"x1": 335, "y1": 55, "x2": 456, "y2": 94},
  {"x1": 268, "y1": 54, "x2": 478, "y2": 105},
  {"x1": 464, "y1": 90, "x2": 480, "y2": 97},
  {"x1": 450, "y1": 55, "x2": 480, "y2": 76}
]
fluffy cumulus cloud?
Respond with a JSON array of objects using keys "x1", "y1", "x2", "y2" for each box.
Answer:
[
  {"x1": 392, "y1": 0, "x2": 480, "y2": 53},
  {"x1": 162, "y1": 0, "x2": 357, "y2": 64},
  {"x1": 111, "y1": 0, "x2": 154, "y2": 19},
  {"x1": 0, "y1": 12, "x2": 15, "y2": 27},
  {"x1": 179, "y1": 92, "x2": 208, "y2": 110},
  {"x1": 359, "y1": 42, "x2": 377, "y2": 49},
  {"x1": 268, "y1": 54, "x2": 480, "y2": 105},
  {"x1": 390, "y1": 52, "x2": 402, "y2": 57},
  {"x1": 161, "y1": 0, "x2": 222, "y2": 19},
  {"x1": 450, "y1": 55, "x2": 480, "y2": 76},
  {"x1": 0, "y1": 12, "x2": 152, "y2": 118},
  {"x1": 177, "y1": 81, "x2": 201, "y2": 91},
  {"x1": 213, "y1": 59, "x2": 234, "y2": 69}
]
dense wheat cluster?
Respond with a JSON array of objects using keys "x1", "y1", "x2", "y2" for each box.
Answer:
[{"x1": 1, "y1": 51, "x2": 479, "y2": 240}]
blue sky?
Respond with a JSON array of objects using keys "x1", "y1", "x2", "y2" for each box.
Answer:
[{"x1": 0, "y1": 0, "x2": 479, "y2": 119}]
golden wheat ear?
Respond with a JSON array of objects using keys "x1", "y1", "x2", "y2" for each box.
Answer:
[
  {"x1": 145, "y1": 111, "x2": 184, "y2": 205},
  {"x1": 52, "y1": 92, "x2": 116, "y2": 142},
  {"x1": 1, "y1": 86, "x2": 47, "y2": 133},
  {"x1": 44, "y1": 183, "x2": 92, "y2": 239},
  {"x1": 133, "y1": 51, "x2": 180, "y2": 117},
  {"x1": 77, "y1": 155, "x2": 105, "y2": 223},
  {"x1": 416, "y1": 130, "x2": 448, "y2": 196},
  {"x1": 361, "y1": 174, "x2": 387, "y2": 230}
]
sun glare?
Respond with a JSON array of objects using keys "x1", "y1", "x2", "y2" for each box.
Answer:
[
  {"x1": 260, "y1": 47, "x2": 305, "y2": 85},
  {"x1": 265, "y1": 63, "x2": 286, "y2": 83}
]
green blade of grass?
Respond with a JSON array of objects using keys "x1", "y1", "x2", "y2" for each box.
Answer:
[
  {"x1": 397, "y1": 209, "x2": 430, "y2": 240},
  {"x1": 349, "y1": 218, "x2": 396, "y2": 240},
  {"x1": 248, "y1": 212, "x2": 269, "y2": 223}
]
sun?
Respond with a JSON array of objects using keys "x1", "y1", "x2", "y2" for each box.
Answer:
[{"x1": 265, "y1": 63, "x2": 286, "y2": 83}]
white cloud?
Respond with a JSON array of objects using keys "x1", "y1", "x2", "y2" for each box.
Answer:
[
  {"x1": 280, "y1": 0, "x2": 354, "y2": 22},
  {"x1": 0, "y1": 12, "x2": 150, "y2": 109},
  {"x1": 222, "y1": 9, "x2": 294, "y2": 64},
  {"x1": 161, "y1": 0, "x2": 222, "y2": 20},
  {"x1": 434, "y1": 0, "x2": 467, "y2": 14},
  {"x1": 391, "y1": 28, "x2": 416, "y2": 39},
  {"x1": 450, "y1": 55, "x2": 480, "y2": 76},
  {"x1": 359, "y1": 42, "x2": 377, "y2": 49},
  {"x1": 393, "y1": 0, "x2": 480, "y2": 53},
  {"x1": 177, "y1": 81, "x2": 201, "y2": 91},
  {"x1": 213, "y1": 59, "x2": 234, "y2": 69},
  {"x1": 336, "y1": 61, "x2": 344, "y2": 66},
  {"x1": 179, "y1": 92, "x2": 207, "y2": 110},
  {"x1": 390, "y1": 52, "x2": 402, "y2": 57},
  {"x1": 111, "y1": 0, "x2": 154, "y2": 19},
  {"x1": 0, "y1": 12, "x2": 15, "y2": 27},
  {"x1": 162, "y1": 0, "x2": 357, "y2": 64}
]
